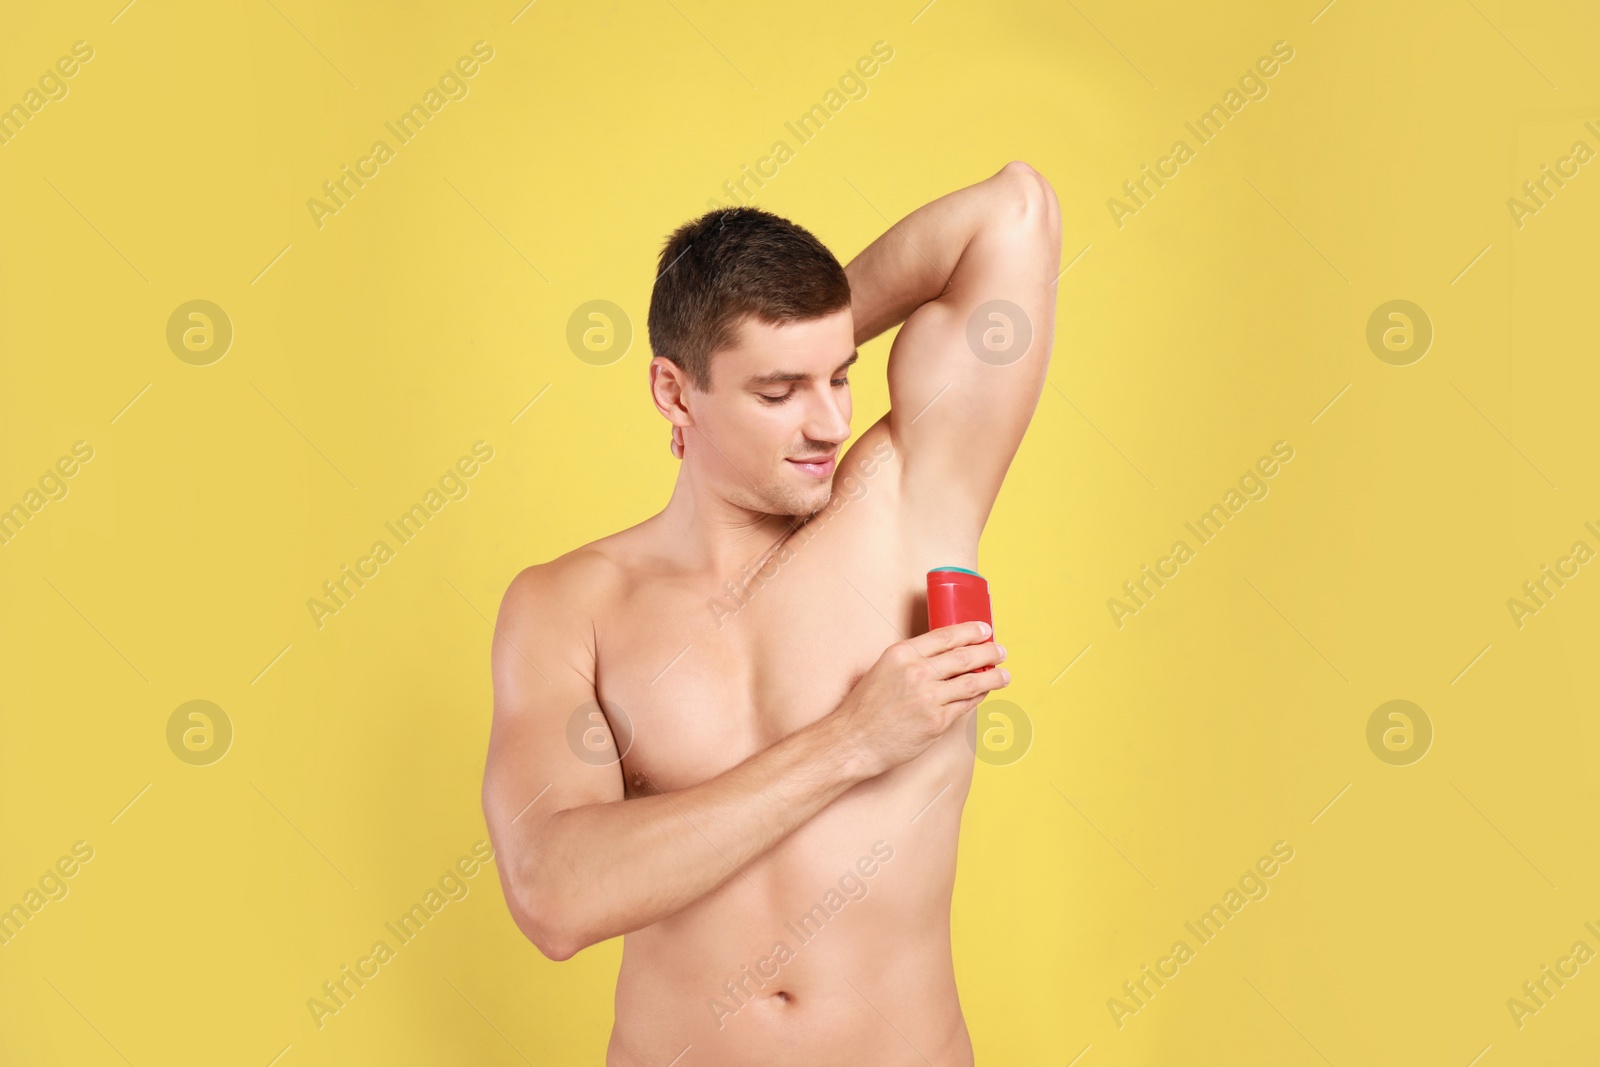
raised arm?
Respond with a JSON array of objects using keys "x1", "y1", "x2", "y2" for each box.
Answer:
[
  {"x1": 846, "y1": 161, "x2": 1061, "y2": 541},
  {"x1": 481, "y1": 557, "x2": 1008, "y2": 961}
]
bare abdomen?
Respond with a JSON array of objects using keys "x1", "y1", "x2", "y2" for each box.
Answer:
[{"x1": 608, "y1": 772, "x2": 972, "y2": 1067}]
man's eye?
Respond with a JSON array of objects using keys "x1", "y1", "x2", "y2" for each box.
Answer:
[
  {"x1": 832, "y1": 377, "x2": 849, "y2": 387},
  {"x1": 759, "y1": 392, "x2": 792, "y2": 404}
]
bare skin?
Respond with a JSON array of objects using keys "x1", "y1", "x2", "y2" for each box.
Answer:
[{"x1": 482, "y1": 161, "x2": 1061, "y2": 1066}]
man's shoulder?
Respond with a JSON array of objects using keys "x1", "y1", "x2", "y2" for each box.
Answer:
[
  {"x1": 497, "y1": 531, "x2": 648, "y2": 648},
  {"x1": 502, "y1": 539, "x2": 630, "y2": 617}
]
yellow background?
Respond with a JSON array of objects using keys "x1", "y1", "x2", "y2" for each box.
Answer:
[{"x1": 3, "y1": 0, "x2": 1598, "y2": 1063}]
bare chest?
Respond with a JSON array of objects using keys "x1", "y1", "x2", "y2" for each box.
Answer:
[{"x1": 594, "y1": 491, "x2": 970, "y2": 797}]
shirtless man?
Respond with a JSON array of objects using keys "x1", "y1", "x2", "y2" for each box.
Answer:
[{"x1": 482, "y1": 160, "x2": 1060, "y2": 1066}]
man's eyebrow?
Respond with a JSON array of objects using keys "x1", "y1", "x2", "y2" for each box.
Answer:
[{"x1": 743, "y1": 350, "x2": 859, "y2": 388}]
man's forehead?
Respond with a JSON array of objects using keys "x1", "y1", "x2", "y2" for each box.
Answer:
[
  {"x1": 728, "y1": 308, "x2": 851, "y2": 345},
  {"x1": 723, "y1": 311, "x2": 855, "y2": 385}
]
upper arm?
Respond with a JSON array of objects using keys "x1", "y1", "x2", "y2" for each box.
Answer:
[
  {"x1": 481, "y1": 558, "x2": 622, "y2": 929},
  {"x1": 885, "y1": 163, "x2": 1062, "y2": 538}
]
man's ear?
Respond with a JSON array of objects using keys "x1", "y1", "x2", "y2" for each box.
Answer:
[{"x1": 649, "y1": 357, "x2": 693, "y2": 431}]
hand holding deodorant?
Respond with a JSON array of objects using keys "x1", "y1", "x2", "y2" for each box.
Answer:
[{"x1": 925, "y1": 566, "x2": 993, "y2": 672}]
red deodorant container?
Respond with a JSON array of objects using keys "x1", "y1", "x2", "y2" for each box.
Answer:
[{"x1": 926, "y1": 566, "x2": 994, "y2": 671}]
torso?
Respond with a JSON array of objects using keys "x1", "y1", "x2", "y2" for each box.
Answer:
[{"x1": 583, "y1": 420, "x2": 982, "y2": 1067}]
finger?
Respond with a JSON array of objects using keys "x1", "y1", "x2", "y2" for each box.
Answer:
[
  {"x1": 941, "y1": 688, "x2": 998, "y2": 727},
  {"x1": 941, "y1": 665, "x2": 1010, "y2": 702},
  {"x1": 907, "y1": 620, "x2": 993, "y2": 660},
  {"x1": 925, "y1": 640, "x2": 1005, "y2": 680},
  {"x1": 940, "y1": 700, "x2": 981, "y2": 732}
]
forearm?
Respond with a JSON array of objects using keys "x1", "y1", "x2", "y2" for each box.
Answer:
[
  {"x1": 844, "y1": 167, "x2": 1011, "y2": 346},
  {"x1": 512, "y1": 711, "x2": 870, "y2": 958}
]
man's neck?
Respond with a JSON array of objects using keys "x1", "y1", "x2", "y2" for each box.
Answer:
[{"x1": 651, "y1": 465, "x2": 811, "y2": 580}]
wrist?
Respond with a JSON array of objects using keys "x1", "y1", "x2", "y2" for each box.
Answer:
[{"x1": 824, "y1": 705, "x2": 884, "y2": 784}]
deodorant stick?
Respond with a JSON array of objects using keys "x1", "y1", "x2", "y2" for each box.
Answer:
[{"x1": 926, "y1": 566, "x2": 994, "y2": 671}]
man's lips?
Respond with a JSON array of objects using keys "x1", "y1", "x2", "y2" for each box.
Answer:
[{"x1": 786, "y1": 454, "x2": 836, "y2": 478}]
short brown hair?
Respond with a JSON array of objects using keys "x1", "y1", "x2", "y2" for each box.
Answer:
[{"x1": 647, "y1": 206, "x2": 851, "y2": 392}]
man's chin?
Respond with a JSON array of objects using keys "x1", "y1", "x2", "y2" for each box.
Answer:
[
  {"x1": 792, "y1": 473, "x2": 836, "y2": 514},
  {"x1": 745, "y1": 476, "x2": 833, "y2": 519}
]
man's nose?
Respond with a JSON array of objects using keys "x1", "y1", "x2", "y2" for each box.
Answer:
[{"x1": 804, "y1": 386, "x2": 851, "y2": 444}]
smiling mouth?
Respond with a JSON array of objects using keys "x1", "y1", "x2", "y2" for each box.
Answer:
[{"x1": 786, "y1": 454, "x2": 837, "y2": 478}]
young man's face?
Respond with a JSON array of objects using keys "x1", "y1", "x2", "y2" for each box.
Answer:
[{"x1": 673, "y1": 309, "x2": 856, "y2": 518}]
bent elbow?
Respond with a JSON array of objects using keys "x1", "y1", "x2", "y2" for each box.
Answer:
[
  {"x1": 505, "y1": 871, "x2": 585, "y2": 962},
  {"x1": 995, "y1": 161, "x2": 1060, "y2": 237},
  {"x1": 530, "y1": 927, "x2": 580, "y2": 963},
  {"x1": 511, "y1": 899, "x2": 580, "y2": 962}
]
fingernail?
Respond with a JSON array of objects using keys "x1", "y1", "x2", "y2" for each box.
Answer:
[
  {"x1": 999, "y1": 667, "x2": 1011, "y2": 683},
  {"x1": 980, "y1": 622, "x2": 992, "y2": 637},
  {"x1": 996, "y1": 644, "x2": 1007, "y2": 660}
]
